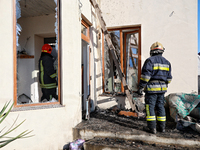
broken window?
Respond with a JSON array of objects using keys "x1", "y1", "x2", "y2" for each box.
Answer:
[
  {"x1": 102, "y1": 27, "x2": 141, "y2": 94},
  {"x1": 14, "y1": 0, "x2": 60, "y2": 106}
]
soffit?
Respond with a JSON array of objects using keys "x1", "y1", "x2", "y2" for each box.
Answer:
[{"x1": 19, "y1": 0, "x2": 56, "y2": 18}]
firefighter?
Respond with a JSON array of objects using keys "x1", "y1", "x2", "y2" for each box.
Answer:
[
  {"x1": 39, "y1": 44, "x2": 58, "y2": 102},
  {"x1": 136, "y1": 42, "x2": 172, "y2": 134}
]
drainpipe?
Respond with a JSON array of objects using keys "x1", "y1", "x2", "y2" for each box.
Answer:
[{"x1": 85, "y1": 95, "x2": 91, "y2": 120}]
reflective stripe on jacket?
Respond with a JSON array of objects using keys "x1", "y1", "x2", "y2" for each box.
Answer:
[
  {"x1": 39, "y1": 53, "x2": 57, "y2": 89},
  {"x1": 139, "y1": 54, "x2": 172, "y2": 93}
]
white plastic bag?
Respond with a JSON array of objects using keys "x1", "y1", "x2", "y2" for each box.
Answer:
[{"x1": 69, "y1": 139, "x2": 85, "y2": 150}]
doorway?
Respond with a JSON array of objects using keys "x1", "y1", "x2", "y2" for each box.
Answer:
[{"x1": 81, "y1": 40, "x2": 90, "y2": 111}]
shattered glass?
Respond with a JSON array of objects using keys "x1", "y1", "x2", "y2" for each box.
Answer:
[
  {"x1": 126, "y1": 33, "x2": 139, "y2": 92},
  {"x1": 16, "y1": 0, "x2": 21, "y2": 47},
  {"x1": 104, "y1": 30, "x2": 139, "y2": 94},
  {"x1": 104, "y1": 31, "x2": 121, "y2": 93}
]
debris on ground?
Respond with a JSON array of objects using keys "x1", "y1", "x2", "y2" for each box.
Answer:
[
  {"x1": 76, "y1": 92, "x2": 200, "y2": 149},
  {"x1": 63, "y1": 139, "x2": 85, "y2": 150},
  {"x1": 165, "y1": 93, "x2": 200, "y2": 133},
  {"x1": 85, "y1": 137, "x2": 199, "y2": 150},
  {"x1": 89, "y1": 105, "x2": 200, "y2": 139},
  {"x1": 118, "y1": 111, "x2": 138, "y2": 117}
]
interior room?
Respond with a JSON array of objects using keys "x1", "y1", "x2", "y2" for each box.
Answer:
[{"x1": 16, "y1": 0, "x2": 58, "y2": 104}]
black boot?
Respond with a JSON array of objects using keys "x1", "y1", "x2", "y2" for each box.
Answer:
[
  {"x1": 157, "y1": 126, "x2": 165, "y2": 133},
  {"x1": 143, "y1": 126, "x2": 157, "y2": 134}
]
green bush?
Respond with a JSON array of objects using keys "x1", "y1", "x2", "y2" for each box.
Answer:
[{"x1": 0, "y1": 101, "x2": 33, "y2": 148}]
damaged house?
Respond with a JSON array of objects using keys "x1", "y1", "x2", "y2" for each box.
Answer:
[{"x1": 0, "y1": 0, "x2": 198, "y2": 149}]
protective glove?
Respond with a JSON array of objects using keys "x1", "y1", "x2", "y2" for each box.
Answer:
[{"x1": 136, "y1": 87, "x2": 144, "y2": 95}]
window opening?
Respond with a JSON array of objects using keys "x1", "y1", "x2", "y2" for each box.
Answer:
[
  {"x1": 81, "y1": 24, "x2": 87, "y2": 36},
  {"x1": 125, "y1": 31, "x2": 139, "y2": 92},
  {"x1": 14, "y1": 0, "x2": 60, "y2": 106},
  {"x1": 102, "y1": 27, "x2": 141, "y2": 94},
  {"x1": 104, "y1": 30, "x2": 122, "y2": 93}
]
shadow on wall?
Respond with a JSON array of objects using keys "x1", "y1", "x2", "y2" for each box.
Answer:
[
  {"x1": 198, "y1": 76, "x2": 200, "y2": 95},
  {"x1": 97, "y1": 96, "x2": 126, "y2": 109}
]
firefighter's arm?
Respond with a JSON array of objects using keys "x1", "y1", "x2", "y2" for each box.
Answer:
[
  {"x1": 166, "y1": 63, "x2": 172, "y2": 84},
  {"x1": 136, "y1": 59, "x2": 153, "y2": 95},
  {"x1": 139, "y1": 59, "x2": 153, "y2": 88}
]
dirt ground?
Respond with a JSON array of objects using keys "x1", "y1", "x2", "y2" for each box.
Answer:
[{"x1": 81, "y1": 106, "x2": 200, "y2": 149}]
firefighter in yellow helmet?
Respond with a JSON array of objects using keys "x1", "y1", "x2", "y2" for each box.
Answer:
[
  {"x1": 136, "y1": 42, "x2": 172, "y2": 134},
  {"x1": 39, "y1": 44, "x2": 58, "y2": 102}
]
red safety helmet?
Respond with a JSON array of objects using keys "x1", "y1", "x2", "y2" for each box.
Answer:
[{"x1": 42, "y1": 44, "x2": 52, "y2": 54}]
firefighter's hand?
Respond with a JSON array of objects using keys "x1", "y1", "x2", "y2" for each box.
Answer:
[{"x1": 136, "y1": 87, "x2": 143, "y2": 95}]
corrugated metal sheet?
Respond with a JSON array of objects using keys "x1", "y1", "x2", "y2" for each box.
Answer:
[{"x1": 19, "y1": 0, "x2": 56, "y2": 18}]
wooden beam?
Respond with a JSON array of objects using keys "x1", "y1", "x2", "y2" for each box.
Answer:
[
  {"x1": 13, "y1": 0, "x2": 17, "y2": 107},
  {"x1": 90, "y1": 0, "x2": 138, "y2": 112}
]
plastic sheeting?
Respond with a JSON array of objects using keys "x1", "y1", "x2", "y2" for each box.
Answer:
[
  {"x1": 54, "y1": 0, "x2": 58, "y2": 51},
  {"x1": 165, "y1": 93, "x2": 200, "y2": 120},
  {"x1": 16, "y1": 0, "x2": 22, "y2": 47},
  {"x1": 165, "y1": 93, "x2": 200, "y2": 133}
]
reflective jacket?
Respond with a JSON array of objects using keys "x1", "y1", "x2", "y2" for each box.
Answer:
[
  {"x1": 39, "y1": 53, "x2": 57, "y2": 89},
  {"x1": 139, "y1": 54, "x2": 172, "y2": 93}
]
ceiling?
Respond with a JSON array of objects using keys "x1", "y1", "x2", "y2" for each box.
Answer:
[{"x1": 19, "y1": 0, "x2": 56, "y2": 18}]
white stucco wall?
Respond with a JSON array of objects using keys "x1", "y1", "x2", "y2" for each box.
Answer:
[
  {"x1": 0, "y1": 0, "x2": 14, "y2": 102},
  {"x1": 100, "y1": 0, "x2": 198, "y2": 94},
  {"x1": 0, "y1": 0, "x2": 94, "y2": 149}
]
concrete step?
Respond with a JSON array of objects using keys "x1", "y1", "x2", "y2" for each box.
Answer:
[
  {"x1": 73, "y1": 118, "x2": 200, "y2": 149},
  {"x1": 83, "y1": 137, "x2": 196, "y2": 150}
]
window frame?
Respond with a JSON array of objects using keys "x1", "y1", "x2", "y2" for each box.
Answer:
[
  {"x1": 81, "y1": 18, "x2": 91, "y2": 91},
  {"x1": 13, "y1": 0, "x2": 61, "y2": 107},
  {"x1": 81, "y1": 19, "x2": 90, "y2": 43},
  {"x1": 102, "y1": 26, "x2": 141, "y2": 94}
]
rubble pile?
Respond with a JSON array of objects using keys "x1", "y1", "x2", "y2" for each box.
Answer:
[
  {"x1": 89, "y1": 105, "x2": 200, "y2": 139},
  {"x1": 85, "y1": 137, "x2": 198, "y2": 150}
]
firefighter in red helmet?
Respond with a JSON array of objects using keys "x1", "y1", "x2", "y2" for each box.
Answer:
[{"x1": 39, "y1": 44, "x2": 58, "y2": 102}]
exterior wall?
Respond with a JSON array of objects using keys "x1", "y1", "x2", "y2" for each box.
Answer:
[
  {"x1": 99, "y1": 0, "x2": 198, "y2": 96},
  {"x1": 0, "y1": 0, "x2": 94, "y2": 149},
  {"x1": 0, "y1": 0, "x2": 14, "y2": 103},
  {"x1": 0, "y1": 0, "x2": 198, "y2": 149}
]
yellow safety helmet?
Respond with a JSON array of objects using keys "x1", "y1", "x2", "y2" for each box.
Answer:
[{"x1": 150, "y1": 42, "x2": 165, "y2": 56}]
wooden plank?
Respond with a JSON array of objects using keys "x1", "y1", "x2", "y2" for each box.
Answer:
[
  {"x1": 90, "y1": 0, "x2": 137, "y2": 112},
  {"x1": 138, "y1": 27, "x2": 142, "y2": 84},
  {"x1": 17, "y1": 54, "x2": 34, "y2": 58},
  {"x1": 102, "y1": 32, "x2": 105, "y2": 93},
  {"x1": 120, "y1": 30, "x2": 124, "y2": 92}
]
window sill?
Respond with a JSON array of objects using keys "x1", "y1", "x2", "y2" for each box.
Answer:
[
  {"x1": 11, "y1": 104, "x2": 64, "y2": 112},
  {"x1": 99, "y1": 93, "x2": 126, "y2": 97}
]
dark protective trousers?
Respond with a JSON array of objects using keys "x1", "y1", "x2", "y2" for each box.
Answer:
[
  {"x1": 41, "y1": 88, "x2": 58, "y2": 102},
  {"x1": 145, "y1": 93, "x2": 166, "y2": 129}
]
